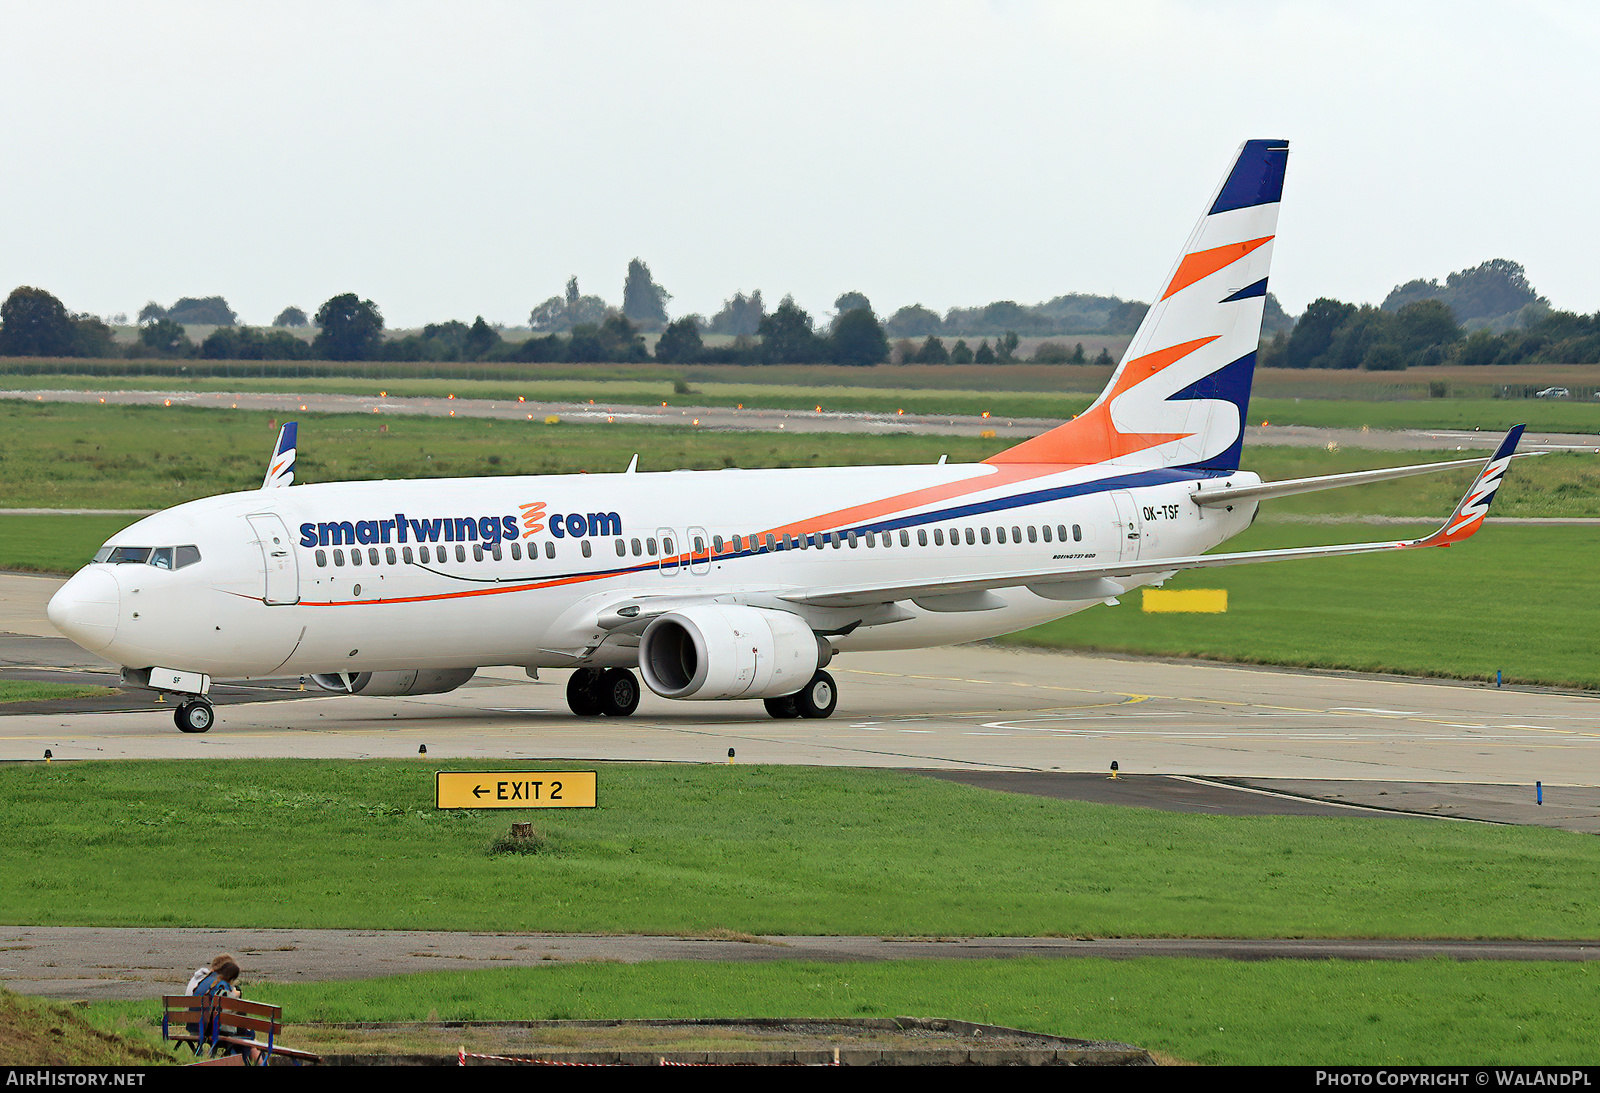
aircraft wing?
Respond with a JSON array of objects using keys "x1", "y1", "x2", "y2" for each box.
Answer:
[{"x1": 779, "y1": 425, "x2": 1526, "y2": 611}]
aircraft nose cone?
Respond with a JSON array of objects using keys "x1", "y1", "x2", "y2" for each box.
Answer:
[{"x1": 46, "y1": 568, "x2": 120, "y2": 652}]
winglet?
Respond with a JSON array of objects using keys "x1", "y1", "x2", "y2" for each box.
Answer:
[
  {"x1": 262, "y1": 422, "x2": 297, "y2": 489},
  {"x1": 1408, "y1": 425, "x2": 1524, "y2": 548}
]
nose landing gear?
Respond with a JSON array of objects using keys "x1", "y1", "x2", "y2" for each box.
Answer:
[{"x1": 175, "y1": 700, "x2": 215, "y2": 733}]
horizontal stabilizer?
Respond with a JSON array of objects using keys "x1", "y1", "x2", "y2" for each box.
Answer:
[{"x1": 1191, "y1": 447, "x2": 1539, "y2": 508}]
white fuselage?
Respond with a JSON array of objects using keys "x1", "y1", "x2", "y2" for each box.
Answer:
[{"x1": 49, "y1": 459, "x2": 1259, "y2": 680}]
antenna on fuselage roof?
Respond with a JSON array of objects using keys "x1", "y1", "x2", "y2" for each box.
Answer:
[
  {"x1": 938, "y1": 454, "x2": 947, "y2": 464},
  {"x1": 625, "y1": 454, "x2": 638, "y2": 473}
]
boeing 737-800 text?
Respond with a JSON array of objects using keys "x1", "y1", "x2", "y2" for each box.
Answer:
[{"x1": 46, "y1": 140, "x2": 1525, "y2": 733}]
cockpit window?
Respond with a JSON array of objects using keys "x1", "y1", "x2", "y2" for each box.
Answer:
[{"x1": 94, "y1": 544, "x2": 201, "y2": 569}]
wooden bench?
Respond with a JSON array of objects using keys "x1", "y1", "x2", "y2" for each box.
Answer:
[{"x1": 161, "y1": 994, "x2": 321, "y2": 1066}]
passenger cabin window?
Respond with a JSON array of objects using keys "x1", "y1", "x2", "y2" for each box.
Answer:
[
  {"x1": 544, "y1": 542, "x2": 555, "y2": 559},
  {"x1": 403, "y1": 547, "x2": 414, "y2": 563},
  {"x1": 369, "y1": 548, "x2": 379, "y2": 565},
  {"x1": 455, "y1": 545, "x2": 466, "y2": 562},
  {"x1": 965, "y1": 528, "x2": 976, "y2": 545},
  {"x1": 350, "y1": 549, "x2": 362, "y2": 566},
  {"x1": 933, "y1": 529, "x2": 944, "y2": 546},
  {"x1": 1073, "y1": 524, "x2": 1083, "y2": 541},
  {"x1": 616, "y1": 539, "x2": 627, "y2": 557},
  {"x1": 315, "y1": 549, "x2": 327, "y2": 567},
  {"x1": 334, "y1": 550, "x2": 346, "y2": 566},
  {"x1": 473, "y1": 545, "x2": 484, "y2": 561},
  {"x1": 386, "y1": 547, "x2": 398, "y2": 564},
  {"x1": 1027, "y1": 526, "x2": 1037, "y2": 543},
  {"x1": 509, "y1": 543, "x2": 520, "y2": 560},
  {"x1": 1042, "y1": 526, "x2": 1053, "y2": 542},
  {"x1": 581, "y1": 541, "x2": 592, "y2": 558},
  {"x1": 980, "y1": 528, "x2": 991, "y2": 545}
]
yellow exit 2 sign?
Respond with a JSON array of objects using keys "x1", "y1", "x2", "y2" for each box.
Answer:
[{"x1": 436, "y1": 771, "x2": 597, "y2": 809}]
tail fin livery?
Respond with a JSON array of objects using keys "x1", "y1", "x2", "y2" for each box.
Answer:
[
  {"x1": 262, "y1": 422, "x2": 296, "y2": 489},
  {"x1": 1410, "y1": 425, "x2": 1524, "y2": 548},
  {"x1": 989, "y1": 139, "x2": 1288, "y2": 473}
]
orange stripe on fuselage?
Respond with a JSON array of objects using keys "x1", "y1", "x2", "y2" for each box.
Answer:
[
  {"x1": 1160, "y1": 236, "x2": 1273, "y2": 301},
  {"x1": 985, "y1": 337, "x2": 1217, "y2": 466}
]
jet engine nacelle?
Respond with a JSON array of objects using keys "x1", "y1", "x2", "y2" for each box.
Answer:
[
  {"x1": 638, "y1": 605, "x2": 823, "y2": 700},
  {"x1": 310, "y1": 668, "x2": 476, "y2": 696}
]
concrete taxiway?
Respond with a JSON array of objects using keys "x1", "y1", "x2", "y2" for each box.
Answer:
[
  {"x1": 4, "y1": 573, "x2": 1597, "y2": 833},
  {"x1": 6, "y1": 926, "x2": 1598, "y2": 1002}
]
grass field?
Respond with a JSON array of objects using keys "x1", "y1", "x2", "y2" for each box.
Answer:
[
  {"x1": 6, "y1": 398, "x2": 1598, "y2": 515},
  {"x1": 74, "y1": 959, "x2": 1600, "y2": 1067},
  {"x1": 4, "y1": 761, "x2": 1597, "y2": 939},
  {"x1": 0, "y1": 680, "x2": 116, "y2": 703},
  {"x1": 0, "y1": 400, "x2": 1010, "y2": 510},
  {"x1": 1004, "y1": 523, "x2": 1600, "y2": 689}
]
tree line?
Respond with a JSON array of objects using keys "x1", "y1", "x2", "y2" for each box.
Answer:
[
  {"x1": 1260, "y1": 260, "x2": 1600, "y2": 369},
  {"x1": 4, "y1": 256, "x2": 1597, "y2": 369}
]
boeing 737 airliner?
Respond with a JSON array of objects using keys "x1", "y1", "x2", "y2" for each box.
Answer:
[{"x1": 47, "y1": 140, "x2": 1526, "y2": 732}]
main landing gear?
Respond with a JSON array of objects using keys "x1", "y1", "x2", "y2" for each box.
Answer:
[
  {"x1": 174, "y1": 699, "x2": 215, "y2": 734},
  {"x1": 763, "y1": 670, "x2": 837, "y2": 720},
  {"x1": 566, "y1": 667, "x2": 641, "y2": 717}
]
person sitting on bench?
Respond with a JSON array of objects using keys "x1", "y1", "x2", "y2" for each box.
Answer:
[{"x1": 190, "y1": 958, "x2": 260, "y2": 1062}]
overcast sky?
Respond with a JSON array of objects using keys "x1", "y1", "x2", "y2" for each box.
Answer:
[{"x1": 2, "y1": 1, "x2": 1595, "y2": 329}]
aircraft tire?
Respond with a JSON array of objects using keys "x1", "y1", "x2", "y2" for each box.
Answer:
[
  {"x1": 794, "y1": 670, "x2": 838, "y2": 719},
  {"x1": 175, "y1": 701, "x2": 214, "y2": 734},
  {"x1": 598, "y1": 668, "x2": 641, "y2": 717},
  {"x1": 566, "y1": 669, "x2": 604, "y2": 717},
  {"x1": 763, "y1": 695, "x2": 801, "y2": 719}
]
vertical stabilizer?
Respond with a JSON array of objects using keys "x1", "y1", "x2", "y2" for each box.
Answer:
[{"x1": 988, "y1": 139, "x2": 1288, "y2": 472}]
